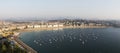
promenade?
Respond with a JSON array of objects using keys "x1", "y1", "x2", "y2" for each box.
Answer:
[{"x1": 14, "y1": 36, "x2": 37, "y2": 53}]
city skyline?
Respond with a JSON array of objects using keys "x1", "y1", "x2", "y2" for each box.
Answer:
[{"x1": 0, "y1": 0, "x2": 120, "y2": 20}]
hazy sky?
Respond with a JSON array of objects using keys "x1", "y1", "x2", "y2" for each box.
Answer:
[{"x1": 0, "y1": 0, "x2": 120, "y2": 20}]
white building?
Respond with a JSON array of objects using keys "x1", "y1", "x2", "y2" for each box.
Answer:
[
  {"x1": 58, "y1": 24, "x2": 64, "y2": 27},
  {"x1": 47, "y1": 25, "x2": 53, "y2": 28},
  {"x1": 41, "y1": 25, "x2": 47, "y2": 28},
  {"x1": 27, "y1": 25, "x2": 34, "y2": 28},
  {"x1": 53, "y1": 24, "x2": 58, "y2": 27},
  {"x1": 17, "y1": 26, "x2": 26, "y2": 29},
  {"x1": 34, "y1": 25, "x2": 41, "y2": 28}
]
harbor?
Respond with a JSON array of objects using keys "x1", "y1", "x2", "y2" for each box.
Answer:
[{"x1": 0, "y1": 19, "x2": 114, "y2": 53}]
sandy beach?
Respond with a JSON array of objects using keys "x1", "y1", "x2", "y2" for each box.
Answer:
[{"x1": 16, "y1": 25, "x2": 108, "y2": 33}]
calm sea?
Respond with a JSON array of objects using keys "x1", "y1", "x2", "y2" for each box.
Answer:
[{"x1": 19, "y1": 28, "x2": 120, "y2": 53}]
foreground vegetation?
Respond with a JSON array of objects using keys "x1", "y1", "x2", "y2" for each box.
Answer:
[{"x1": 0, "y1": 36, "x2": 27, "y2": 53}]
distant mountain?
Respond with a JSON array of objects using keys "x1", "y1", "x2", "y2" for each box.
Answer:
[
  {"x1": 0, "y1": 16, "x2": 75, "y2": 22},
  {"x1": 0, "y1": 16, "x2": 119, "y2": 22}
]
